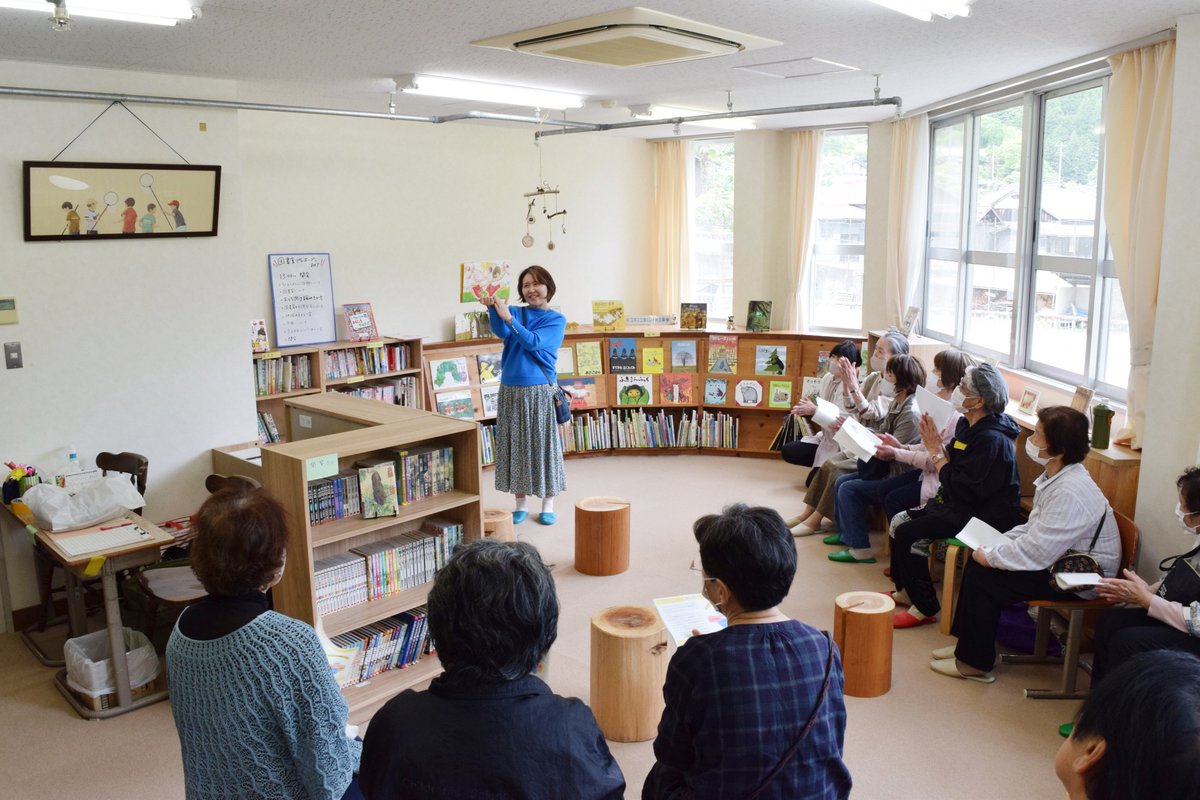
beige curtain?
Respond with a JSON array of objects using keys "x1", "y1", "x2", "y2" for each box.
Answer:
[
  {"x1": 650, "y1": 140, "x2": 690, "y2": 314},
  {"x1": 885, "y1": 114, "x2": 930, "y2": 329},
  {"x1": 1104, "y1": 40, "x2": 1175, "y2": 449},
  {"x1": 785, "y1": 130, "x2": 823, "y2": 330}
]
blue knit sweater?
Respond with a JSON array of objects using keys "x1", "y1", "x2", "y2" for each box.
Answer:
[
  {"x1": 166, "y1": 611, "x2": 361, "y2": 800},
  {"x1": 488, "y1": 305, "x2": 566, "y2": 386}
]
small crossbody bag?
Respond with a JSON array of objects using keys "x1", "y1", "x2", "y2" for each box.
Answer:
[
  {"x1": 1157, "y1": 543, "x2": 1200, "y2": 605},
  {"x1": 1047, "y1": 510, "x2": 1110, "y2": 592},
  {"x1": 539, "y1": 364, "x2": 572, "y2": 425}
]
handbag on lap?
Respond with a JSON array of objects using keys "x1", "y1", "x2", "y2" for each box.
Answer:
[
  {"x1": 1157, "y1": 544, "x2": 1200, "y2": 604},
  {"x1": 1047, "y1": 510, "x2": 1110, "y2": 591}
]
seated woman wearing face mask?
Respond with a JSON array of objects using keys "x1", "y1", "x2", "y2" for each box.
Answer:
[
  {"x1": 1089, "y1": 465, "x2": 1200, "y2": 686},
  {"x1": 781, "y1": 339, "x2": 862, "y2": 485},
  {"x1": 927, "y1": 407, "x2": 1120, "y2": 683}
]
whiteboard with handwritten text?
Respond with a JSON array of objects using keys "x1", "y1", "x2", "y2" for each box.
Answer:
[{"x1": 269, "y1": 253, "x2": 336, "y2": 346}]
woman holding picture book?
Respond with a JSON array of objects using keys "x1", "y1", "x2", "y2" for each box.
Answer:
[
  {"x1": 480, "y1": 265, "x2": 567, "y2": 525},
  {"x1": 928, "y1": 406, "x2": 1119, "y2": 682}
]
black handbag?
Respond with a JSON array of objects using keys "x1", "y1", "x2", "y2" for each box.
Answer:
[
  {"x1": 1047, "y1": 510, "x2": 1110, "y2": 591},
  {"x1": 540, "y1": 364, "x2": 572, "y2": 425},
  {"x1": 1157, "y1": 543, "x2": 1200, "y2": 604},
  {"x1": 856, "y1": 457, "x2": 890, "y2": 481}
]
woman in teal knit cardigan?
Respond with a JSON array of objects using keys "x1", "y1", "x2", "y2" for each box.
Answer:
[{"x1": 167, "y1": 487, "x2": 362, "y2": 800}]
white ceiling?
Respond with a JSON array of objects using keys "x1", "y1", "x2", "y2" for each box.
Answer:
[{"x1": 0, "y1": 1, "x2": 1196, "y2": 134}]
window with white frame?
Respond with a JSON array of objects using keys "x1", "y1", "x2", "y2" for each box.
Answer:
[
  {"x1": 922, "y1": 78, "x2": 1128, "y2": 398},
  {"x1": 808, "y1": 129, "x2": 868, "y2": 329},
  {"x1": 686, "y1": 139, "x2": 735, "y2": 319}
]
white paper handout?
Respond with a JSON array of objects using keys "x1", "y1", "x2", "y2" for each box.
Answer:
[
  {"x1": 915, "y1": 385, "x2": 955, "y2": 432},
  {"x1": 812, "y1": 396, "x2": 841, "y2": 428},
  {"x1": 833, "y1": 417, "x2": 882, "y2": 462},
  {"x1": 955, "y1": 517, "x2": 1011, "y2": 550},
  {"x1": 1054, "y1": 572, "x2": 1103, "y2": 591},
  {"x1": 653, "y1": 594, "x2": 728, "y2": 646}
]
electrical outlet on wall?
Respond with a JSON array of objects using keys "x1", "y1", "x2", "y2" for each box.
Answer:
[{"x1": 4, "y1": 341, "x2": 23, "y2": 369}]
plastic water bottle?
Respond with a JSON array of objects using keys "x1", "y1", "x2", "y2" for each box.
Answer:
[{"x1": 67, "y1": 447, "x2": 80, "y2": 473}]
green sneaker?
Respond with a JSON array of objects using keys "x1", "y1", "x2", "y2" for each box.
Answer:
[
  {"x1": 1059, "y1": 722, "x2": 1073, "y2": 738},
  {"x1": 822, "y1": 533, "x2": 843, "y2": 545}
]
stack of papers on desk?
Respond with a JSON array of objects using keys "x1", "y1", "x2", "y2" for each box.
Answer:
[
  {"x1": 834, "y1": 417, "x2": 882, "y2": 462},
  {"x1": 51, "y1": 520, "x2": 152, "y2": 556}
]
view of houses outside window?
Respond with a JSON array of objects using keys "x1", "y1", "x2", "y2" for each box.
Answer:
[
  {"x1": 808, "y1": 129, "x2": 868, "y2": 330},
  {"x1": 687, "y1": 139, "x2": 734, "y2": 319}
]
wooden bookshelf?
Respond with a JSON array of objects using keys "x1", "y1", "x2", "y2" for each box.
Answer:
[
  {"x1": 425, "y1": 328, "x2": 860, "y2": 460},
  {"x1": 261, "y1": 394, "x2": 481, "y2": 720}
]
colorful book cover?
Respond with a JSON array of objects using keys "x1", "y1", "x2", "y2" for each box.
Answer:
[
  {"x1": 251, "y1": 319, "x2": 270, "y2": 353},
  {"x1": 592, "y1": 300, "x2": 625, "y2": 331},
  {"x1": 460, "y1": 261, "x2": 511, "y2": 303},
  {"x1": 436, "y1": 389, "x2": 474, "y2": 420},
  {"x1": 704, "y1": 378, "x2": 727, "y2": 405},
  {"x1": 735, "y1": 379, "x2": 763, "y2": 407},
  {"x1": 429, "y1": 357, "x2": 470, "y2": 390},
  {"x1": 556, "y1": 346, "x2": 575, "y2": 376},
  {"x1": 768, "y1": 380, "x2": 792, "y2": 408},
  {"x1": 671, "y1": 340, "x2": 698, "y2": 371},
  {"x1": 816, "y1": 350, "x2": 831, "y2": 377},
  {"x1": 609, "y1": 337, "x2": 637, "y2": 374},
  {"x1": 358, "y1": 462, "x2": 398, "y2": 519},
  {"x1": 679, "y1": 302, "x2": 708, "y2": 330},
  {"x1": 476, "y1": 352, "x2": 502, "y2": 384},
  {"x1": 755, "y1": 345, "x2": 787, "y2": 376},
  {"x1": 480, "y1": 385, "x2": 500, "y2": 417},
  {"x1": 575, "y1": 341, "x2": 603, "y2": 375},
  {"x1": 559, "y1": 377, "x2": 597, "y2": 410},
  {"x1": 616, "y1": 374, "x2": 653, "y2": 405},
  {"x1": 642, "y1": 347, "x2": 665, "y2": 374},
  {"x1": 660, "y1": 373, "x2": 694, "y2": 404},
  {"x1": 707, "y1": 335, "x2": 738, "y2": 374},
  {"x1": 455, "y1": 310, "x2": 493, "y2": 341},
  {"x1": 746, "y1": 300, "x2": 772, "y2": 332},
  {"x1": 343, "y1": 302, "x2": 378, "y2": 342},
  {"x1": 801, "y1": 376, "x2": 823, "y2": 400}
]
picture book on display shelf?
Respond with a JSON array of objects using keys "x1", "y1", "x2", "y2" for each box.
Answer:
[
  {"x1": 735, "y1": 380, "x2": 762, "y2": 407},
  {"x1": 708, "y1": 335, "x2": 738, "y2": 373},
  {"x1": 680, "y1": 303, "x2": 707, "y2": 330},
  {"x1": 768, "y1": 381, "x2": 792, "y2": 409},
  {"x1": 642, "y1": 347, "x2": 664, "y2": 374},
  {"x1": 428, "y1": 357, "x2": 470, "y2": 390},
  {"x1": 704, "y1": 378, "x2": 727, "y2": 405},
  {"x1": 357, "y1": 462, "x2": 399, "y2": 519},
  {"x1": 436, "y1": 390, "x2": 474, "y2": 420},
  {"x1": 251, "y1": 319, "x2": 270, "y2": 353},
  {"x1": 455, "y1": 310, "x2": 493, "y2": 341},
  {"x1": 609, "y1": 337, "x2": 637, "y2": 374},
  {"x1": 476, "y1": 352, "x2": 502, "y2": 384},
  {"x1": 559, "y1": 377, "x2": 597, "y2": 409},
  {"x1": 575, "y1": 341, "x2": 603, "y2": 376},
  {"x1": 755, "y1": 345, "x2": 786, "y2": 376},
  {"x1": 617, "y1": 375, "x2": 652, "y2": 406},
  {"x1": 460, "y1": 261, "x2": 511, "y2": 303},
  {"x1": 746, "y1": 301, "x2": 772, "y2": 332},
  {"x1": 480, "y1": 385, "x2": 500, "y2": 417},
  {"x1": 671, "y1": 340, "x2": 697, "y2": 371},
  {"x1": 556, "y1": 346, "x2": 575, "y2": 376},
  {"x1": 660, "y1": 373, "x2": 694, "y2": 404},
  {"x1": 592, "y1": 300, "x2": 625, "y2": 331},
  {"x1": 342, "y1": 303, "x2": 378, "y2": 342}
]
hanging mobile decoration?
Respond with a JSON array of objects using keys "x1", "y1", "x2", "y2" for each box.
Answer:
[{"x1": 521, "y1": 115, "x2": 567, "y2": 249}]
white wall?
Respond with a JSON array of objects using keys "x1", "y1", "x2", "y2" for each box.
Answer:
[{"x1": 0, "y1": 61, "x2": 652, "y2": 617}]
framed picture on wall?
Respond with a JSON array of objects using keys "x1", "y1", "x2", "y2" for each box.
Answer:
[{"x1": 23, "y1": 161, "x2": 221, "y2": 241}]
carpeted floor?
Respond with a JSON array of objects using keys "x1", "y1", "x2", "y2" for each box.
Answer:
[{"x1": 0, "y1": 454, "x2": 1075, "y2": 799}]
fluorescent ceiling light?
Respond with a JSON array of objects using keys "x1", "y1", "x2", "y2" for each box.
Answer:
[
  {"x1": 629, "y1": 105, "x2": 756, "y2": 131},
  {"x1": 0, "y1": 0, "x2": 198, "y2": 26},
  {"x1": 394, "y1": 74, "x2": 585, "y2": 111},
  {"x1": 863, "y1": 0, "x2": 973, "y2": 22}
]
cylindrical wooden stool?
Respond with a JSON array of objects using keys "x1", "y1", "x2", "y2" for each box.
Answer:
[
  {"x1": 832, "y1": 591, "x2": 895, "y2": 698},
  {"x1": 590, "y1": 605, "x2": 668, "y2": 742},
  {"x1": 482, "y1": 508, "x2": 514, "y2": 542},
  {"x1": 575, "y1": 496, "x2": 631, "y2": 576}
]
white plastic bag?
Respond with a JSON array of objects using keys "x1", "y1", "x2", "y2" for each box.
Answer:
[
  {"x1": 21, "y1": 475, "x2": 146, "y2": 532},
  {"x1": 64, "y1": 628, "x2": 160, "y2": 698}
]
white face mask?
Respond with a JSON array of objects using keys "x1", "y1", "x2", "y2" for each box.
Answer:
[
  {"x1": 926, "y1": 372, "x2": 942, "y2": 393},
  {"x1": 1175, "y1": 502, "x2": 1200, "y2": 534},
  {"x1": 879, "y1": 379, "x2": 896, "y2": 398},
  {"x1": 950, "y1": 387, "x2": 973, "y2": 413},
  {"x1": 1025, "y1": 437, "x2": 1050, "y2": 466},
  {"x1": 870, "y1": 353, "x2": 887, "y2": 372}
]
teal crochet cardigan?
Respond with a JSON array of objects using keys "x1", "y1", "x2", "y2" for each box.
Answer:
[{"x1": 167, "y1": 611, "x2": 362, "y2": 800}]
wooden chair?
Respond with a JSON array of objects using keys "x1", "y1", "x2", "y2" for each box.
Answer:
[{"x1": 1000, "y1": 510, "x2": 1140, "y2": 699}]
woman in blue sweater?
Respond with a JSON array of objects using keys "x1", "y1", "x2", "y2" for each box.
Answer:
[
  {"x1": 167, "y1": 487, "x2": 361, "y2": 800},
  {"x1": 481, "y1": 265, "x2": 568, "y2": 524}
]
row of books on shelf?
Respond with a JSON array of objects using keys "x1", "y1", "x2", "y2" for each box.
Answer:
[
  {"x1": 307, "y1": 445, "x2": 455, "y2": 525},
  {"x1": 257, "y1": 411, "x2": 282, "y2": 444},
  {"x1": 330, "y1": 376, "x2": 420, "y2": 406},
  {"x1": 255, "y1": 354, "x2": 313, "y2": 396},
  {"x1": 328, "y1": 606, "x2": 431, "y2": 688},
  {"x1": 325, "y1": 342, "x2": 413, "y2": 380}
]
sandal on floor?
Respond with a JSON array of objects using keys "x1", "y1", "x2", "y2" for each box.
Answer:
[
  {"x1": 894, "y1": 610, "x2": 938, "y2": 629},
  {"x1": 931, "y1": 644, "x2": 956, "y2": 659},
  {"x1": 822, "y1": 533, "x2": 844, "y2": 545},
  {"x1": 512, "y1": 510, "x2": 529, "y2": 524},
  {"x1": 888, "y1": 591, "x2": 912, "y2": 607},
  {"x1": 930, "y1": 657, "x2": 995, "y2": 683},
  {"x1": 791, "y1": 522, "x2": 823, "y2": 537},
  {"x1": 828, "y1": 549, "x2": 876, "y2": 564}
]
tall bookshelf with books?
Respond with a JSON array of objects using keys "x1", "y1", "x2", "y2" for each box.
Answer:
[
  {"x1": 262, "y1": 393, "x2": 481, "y2": 723},
  {"x1": 425, "y1": 328, "x2": 859, "y2": 460},
  {"x1": 252, "y1": 337, "x2": 425, "y2": 444}
]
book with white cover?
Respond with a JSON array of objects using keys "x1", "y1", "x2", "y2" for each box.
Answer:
[
  {"x1": 812, "y1": 396, "x2": 840, "y2": 428},
  {"x1": 833, "y1": 417, "x2": 882, "y2": 462},
  {"x1": 915, "y1": 385, "x2": 955, "y2": 431},
  {"x1": 1055, "y1": 572, "x2": 1103, "y2": 590},
  {"x1": 955, "y1": 517, "x2": 1011, "y2": 551}
]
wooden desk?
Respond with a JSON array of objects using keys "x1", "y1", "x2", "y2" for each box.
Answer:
[{"x1": 34, "y1": 510, "x2": 174, "y2": 719}]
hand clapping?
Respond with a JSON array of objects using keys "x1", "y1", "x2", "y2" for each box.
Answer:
[{"x1": 918, "y1": 413, "x2": 942, "y2": 454}]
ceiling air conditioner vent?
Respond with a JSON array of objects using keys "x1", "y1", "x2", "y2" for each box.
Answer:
[{"x1": 473, "y1": 7, "x2": 780, "y2": 69}]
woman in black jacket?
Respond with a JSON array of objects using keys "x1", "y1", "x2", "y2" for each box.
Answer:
[{"x1": 888, "y1": 363, "x2": 1024, "y2": 628}]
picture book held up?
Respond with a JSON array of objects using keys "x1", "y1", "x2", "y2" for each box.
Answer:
[
  {"x1": 460, "y1": 261, "x2": 511, "y2": 303},
  {"x1": 342, "y1": 302, "x2": 378, "y2": 342}
]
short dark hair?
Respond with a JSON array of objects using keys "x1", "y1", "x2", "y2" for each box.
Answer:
[
  {"x1": 517, "y1": 265, "x2": 556, "y2": 303},
  {"x1": 1072, "y1": 651, "x2": 1200, "y2": 800},
  {"x1": 1037, "y1": 406, "x2": 1091, "y2": 465},
  {"x1": 694, "y1": 504, "x2": 796, "y2": 612},
  {"x1": 1177, "y1": 466, "x2": 1200, "y2": 514},
  {"x1": 886, "y1": 354, "x2": 926, "y2": 394},
  {"x1": 427, "y1": 539, "x2": 557, "y2": 683},
  {"x1": 831, "y1": 339, "x2": 861, "y2": 368},
  {"x1": 933, "y1": 348, "x2": 974, "y2": 392},
  {"x1": 190, "y1": 488, "x2": 289, "y2": 596}
]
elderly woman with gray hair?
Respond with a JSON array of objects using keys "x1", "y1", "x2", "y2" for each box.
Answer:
[{"x1": 888, "y1": 363, "x2": 1025, "y2": 629}]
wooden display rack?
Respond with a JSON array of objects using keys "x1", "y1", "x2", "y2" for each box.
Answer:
[{"x1": 261, "y1": 393, "x2": 481, "y2": 723}]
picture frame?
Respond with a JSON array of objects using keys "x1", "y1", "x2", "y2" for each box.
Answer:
[
  {"x1": 23, "y1": 160, "x2": 220, "y2": 241},
  {"x1": 1070, "y1": 385, "x2": 1095, "y2": 413},
  {"x1": 1017, "y1": 387, "x2": 1041, "y2": 415}
]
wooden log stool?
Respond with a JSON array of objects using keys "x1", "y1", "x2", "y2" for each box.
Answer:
[
  {"x1": 590, "y1": 605, "x2": 669, "y2": 742},
  {"x1": 482, "y1": 508, "x2": 514, "y2": 542},
  {"x1": 574, "y1": 496, "x2": 631, "y2": 576},
  {"x1": 833, "y1": 591, "x2": 895, "y2": 698}
]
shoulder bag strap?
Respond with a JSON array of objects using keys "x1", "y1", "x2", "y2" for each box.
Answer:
[
  {"x1": 1159, "y1": 541, "x2": 1200, "y2": 572},
  {"x1": 1084, "y1": 507, "x2": 1109, "y2": 554},
  {"x1": 743, "y1": 632, "x2": 836, "y2": 800}
]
